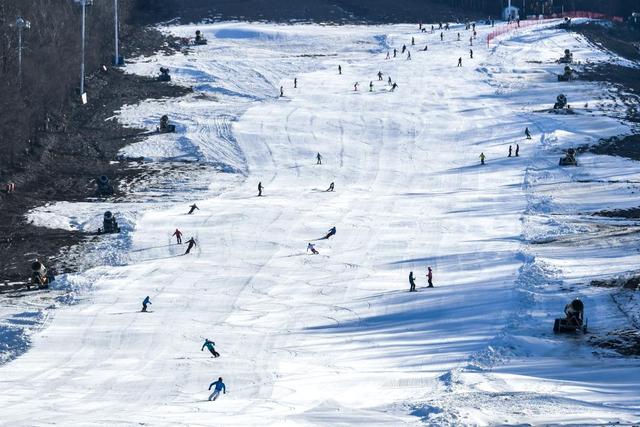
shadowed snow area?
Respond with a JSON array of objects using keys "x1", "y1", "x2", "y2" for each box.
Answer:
[{"x1": 1, "y1": 21, "x2": 640, "y2": 426}]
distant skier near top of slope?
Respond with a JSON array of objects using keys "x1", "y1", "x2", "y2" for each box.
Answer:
[
  {"x1": 258, "y1": 182, "x2": 263, "y2": 197},
  {"x1": 515, "y1": 144, "x2": 520, "y2": 157},
  {"x1": 202, "y1": 339, "x2": 220, "y2": 358},
  {"x1": 427, "y1": 267, "x2": 434, "y2": 287},
  {"x1": 172, "y1": 228, "x2": 183, "y2": 244},
  {"x1": 184, "y1": 237, "x2": 197, "y2": 255},
  {"x1": 457, "y1": 32, "x2": 461, "y2": 41},
  {"x1": 307, "y1": 243, "x2": 319, "y2": 255},
  {"x1": 385, "y1": 51, "x2": 390, "y2": 59},
  {"x1": 142, "y1": 296, "x2": 152, "y2": 312},
  {"x1": 323, "y1": 227, "x2": 336, "y2": 239},
  {"x1": 411, "y1": 37, "x2": 415, "y2": 46},
  {"x1": 187, "y1": 203, "x2": 199, "y2": 215},
  {"x1": 440, "y1": 32, "x2": 444, "y2": 41},
  {"x1": 326, "y1": 182, "x2": 335, "y2": 192},
  {"x1": 525, "y1": 127, "x2": 532, "y2": 139},
  {"x1": 508, "y1": 145, "x2": 512, "y2": 157},
  {"x1": 317, "y1": 152, "x2": 322, "y2": 165},
  {"x1": 480, "y1": 152, "x2": 486, "y2": 165},
  {"x1": 409, "y1": 271, "x2": 416, "y2": 292},
  {"x1": 208, "y1": 377, "x2": 226, "y2": 401}
]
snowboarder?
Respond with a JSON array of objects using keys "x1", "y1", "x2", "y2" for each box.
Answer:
[
  {"x1": 480, "y1": 152, "x2": 486, "y2": 165},
  {"x1": 354, "y1": 82, "x2": 359, "y2": 91},
  {"x1": 407, "y1": 51, "x2": 411, "y2": 60},
  {"x1": 317, "y1": 152, "x2": 322, "y2": 165},
  {"x1": 258, "y1": 182, "x2": 263, "y2": 197},
  {"x1": 208, "y1": 377, "x2": 226, "y2": 401},
  {"x1": 401, "y1": 44, "x2": 407, "y2": 54},
  {"x1": 307, "y1": 243, "x2": 319, "y2": 255},
  {"x1": 184, "y1": 237, "x2": 197, "y2": 255},
  {"x1": 391, "y1": 82, "x2": 398, "y2": 92},
  {"x1": 458, "y1": 57, "x2": 462, "y2": 67},
  {"x1": 326, "y1": 182, "x2": 335, "y2": 192},
  {"x1": 388, "y1": 76, "x2": 392, "y2": 86},
  {"x1": 515, "y1": 144, "x2": 520, "y2": 157},
  {"x1": 369, "y1": 81, "x2": 374, "y2": 92},
  {"x1": 470, "y1": 49, "x2": 473, "y2": 59},
  {"x1": 508, "y1": 145, "x2": 512, "y2": 157},
  {"x1": 427, "y1": 267, "x2": 434, "y2": 287},
  {"x1": 409, "y1": 271, "x2": 416, "y2": 292},
  {"x1": 338, "y1": 65, "x2": 342, "y2": 75},
  {"x1": 187, "y1": 203, "x2": 199, "y2": 215},
  {"x1": 201, "y1": 339, "x2": 220, "y2": 358},
  {"x1": 378, "y1": 71, "x2": 383, "y2": 81},
  {"x1": 324, "y1": 227, "x2": 336, "y2": 239},
  {"x1": 411, "y1": 37, "x2": 415, "y2": 46},
  {"x1": 142, "y1": 296, "x2": 152, "y2": 312},
  {"x1": 280, "y1": 86, "x2": 284, "y2": 97},
  {"x1": 172, "y1": 228, "x2": 183, "y2": 244},
  {"x1": 294, "y1": 78, "x2": 297, "y2": 88},
  {"x1": 525, "y1": 127, "x2": 531, "y2": 139},
  {"x1": 393, "y1": 48, "x2": 397, "y2": 58}
]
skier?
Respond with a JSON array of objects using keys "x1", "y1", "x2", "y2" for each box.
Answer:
[
  {"x1": 480, "y1": 152, "x2": 486, "y2": 165},
  {"x1": 378, "y1": 71, "x2": 383, "y2": 81},
  {"x1": 201, "y1": 338, "x2": 220, "y2": 358},
  {"x1": 294, "y1": 78, "x2": 297, "y2": 88},
  {"x1": 508, "y1": 145, "x2": 512, "y2": 157},
  {"x1": 187, "y1": 203, "x2": 199, "y2": 215},
  {"x1": 469, "y1": 36, "x2": 473, "y2": 46},
  {"x1": 401, "y1": 44, "x2": 407, "y2": 54},
  {"x1": 326, "y1": 182, "x2": 335, "y2": 192},
  {"x1": 525, "y1": 127, "x2": 532, "y2": 139},
  {"x1": 258, "y1": 182, "x2": 263, "y2": 197},
  {"x1": 409, "y1": 271, "x2": 416, "y2": 292},
  {"x1": 324, "y1": 227, "x2": 336, "y2": 239},
  {"x1": 354, "y1": 82, "x2": 359, "y2": 91},
  {"x1": 184, "y1": 237, "x2": 197, "y2": 255},
  {"x1": 470, "y1": 49, "x2": 473, "y2": 59},
  {"x1": 427, "y1": 267, "x2": 434, "y2": 287},
  {"x1": 411, "y1": 37, "x2": 415, "y2": 46},
  {"x1": 407, "y1": 51, "x2": 411, "y2": 60},
  {"x1": 172, "y1": 228, "x2": 183, "y2": 244},
  {"x1": 307, "y1": 243, "x2": 319, "y2": 255},
  {"x1": 423, "y1": 44, "x2": 428, "y2": 51},
  {"x1": 385, "y1": 51, "x2": 390, "y2": 60},
  {"x1": 440, "y1": 32, "x2": 444, "y2": 41},
  {"x1": 458, "y1": 57, "x2": 462, "y2": 67},
  {"x1": 457, "y1": 32, "x2": 461, "y2": 41},
  {"x1": 431, "y1": 24, "x2": 434, "y2": 33},
  {"x1": 208, "y1": 377, "x2": 226, "y2": 401},
  {"x1": 280, "y1": 86, "x2": 284, "y2": 97},
  {"x1": 142, "y1": 296, "x2": 152, "y2": 312},
  {"x1": 317, "y1": 152, "x2": 322, "y2": 165},
  {"x1": 388, "y1": 76, "x2": 392, "y2": 86},
  {"x1": 391, "y1": 82, "x2": 398, "y2": 92},
  {"x1": 393, "y1": 48, "x2": 397, "y2": 58},
  {"x1": 515, "y1": 144, "x2": 520, "y2": 157},
  {"x1": 338, "y1": 65, "x2": 342, "y2": 75},
  {"x1": 369, "y1": 81, "x2": 374, "y2": 92}
]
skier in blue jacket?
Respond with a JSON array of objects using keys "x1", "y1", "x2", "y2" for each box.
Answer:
[
  {"x1": 201, "y1": 339, "x2": 220, "y2": 358},
  {"x1": 208, "y1": 377, "x2": 226, "y2": 401},
  {"x1": 142, "y1": 296, "x2": 152, "y2": 312}
]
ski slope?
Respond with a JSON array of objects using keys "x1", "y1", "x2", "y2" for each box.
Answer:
[{"x1": 2, "y1": 21, "x2": 640, "y2": 426}]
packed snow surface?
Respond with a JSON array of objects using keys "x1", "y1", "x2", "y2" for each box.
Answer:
[{"x1": 3, "y1": 21, "x2": 640, "y2": 426}]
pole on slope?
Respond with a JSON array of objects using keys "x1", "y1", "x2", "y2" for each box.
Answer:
[
  {"x1": 12, "y1": 17, "x2": 31, "y2": 87},
  {"x1": 114, "y1": 0, "x2": 122, "y2": 66}
]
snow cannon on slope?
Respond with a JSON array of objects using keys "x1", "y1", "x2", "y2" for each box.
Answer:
[
  {"x1": 158, "y1": 115, "x2": 176, "y2": 133},
  {"x1": 157, "y1": 67, "x2": 171, "y2": 82},
  {"x1": 98, "y1": 211, "x2": 120, "y2": 234},
  {"x1": 96, "y1": 175, "x2": 114, "y2": 196},
  {"x1": 559, "y1": 148, "x2": 578, "y2": 166},
  {"x1": 554, "y1": 298, "x2": 587, "y2": 333},
  {"x1": 558, "y1": 49, "x2": 573, "y2": 64},
  {"x1": 194, "y1": 30, "x2": 208, "y2": 45},
  {"x1": 557, "y1": 66, "x2": 574, "y2": 82},
  {"x1": 30, "y1": 261, "x2": 54, "y2": 289}
]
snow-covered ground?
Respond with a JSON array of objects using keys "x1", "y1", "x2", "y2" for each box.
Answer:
[{"x1": 2, "y1": 21, "x2": 640, "y2": 426}]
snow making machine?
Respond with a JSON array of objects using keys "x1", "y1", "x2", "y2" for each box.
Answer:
[
  {"x1": 558, "y1": 49, "x2": 573, "y2": 64},
  {"x1": 157, "y1": 67, "x2": 171, "y2": 82},
  {"x1": 194, "y1": 30, "x2": 208, "y2": 45},
  {"x1": 559, "y1": 148, "x2": 578, "y2": 166},
  {"x1": 554, "y1": 298, "x2": 587, "y2": 333},
  {"x1": 98, "y1": 211, "x2": 120, "y2": 234},
  {"x1": 30, "y1": 261, "x2": 55, "y2": 290},
  {"x1": 158, "y1": 115, "x2": 176, "y2": 133},
  {"x1": 557, "y1": 66, "x2": 574, "y2": 82},
  {"x1": 96, "y1": 175, "x2": 114, "y2": 196}
]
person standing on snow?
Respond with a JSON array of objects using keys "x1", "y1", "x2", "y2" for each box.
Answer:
[
  {"x1": 338, "y1": 65, "x2": 342, "y2": 75},
  {"x1": 470, "y1": 49, "x2": 473, "y2": 59},
  {"x1": 258, "y1": 182, "x2": 263, "y2": 197},
  {"x1": 480, "y1": 152, "x2": 486, "y2": 165},
  {"x1": 187, "y1": 203, "x2": 199, "y2": 215},
  {"x1": 184, "y1": 237, "x2": 197, "y2": 255},
  {"x1": 378, "y1": 71, "x2": 383, "y2": 81},
  {"x1": 388, "y1": 76, "x2": 392, "y2": 86},
  {"x1": 280, "y1": 86, "x2": 284, "y2": 97},
  {"x1": 317, "y1": 153, "x2": 322, "y2": 165},
  {"x1": 385, "y1": 51, "x2": 390, "y2": 59},
  {"x1": 307, "y1": 243, "x2": 319, "y2": 255},
  {"x1": 407, "y1": 51, "x2": 411, "y2": 60},
  {"x1": 172, "y1": 228, "x2": 183, "y2": 244},
  {"x1": 409, "y1": 271, "x2": 416, "y2": 292},
  {"x1": 508, "y1": 145, "x2": 513, "y2": 157},
  {"x1": 427, "y1": 267, "x2": 434, "y2": 287},
  {"x1": 354, "y1": 82, "x2": 359, "y2": 91},
  {"x1": 294, "y1": 78, "x2": 297, "y2": 88},
  {"x1": 324, "y1": 227, "x2": 336, "y2": 239},
  {"x1": 208, "y1": 377, "x2": 226, "y2": 401},
  {"x1": 369, "y1": 81, "x2": 374, "y2": 92},
  {"x1": 142, "y1": 296, "x2": 152, "y2": 312},
  {"x1": 411, "y1": 37, "x2": 415, "y2": 46},
  {"x1": 202, "y1": 339, "x2": 220, "y2": 358},
  {"x1": 326, "y1": 182, "x2": 335, "y2": 192},
  {"x1": 457, "y1": 32, "x2": 461, "y2": 41},
  {"x1": 401, "y1": 44, "x2": 407, "y2": 54},
  {"x1": 458, "y1": 57, "x2": 462, "y2": 67},
  {"x1": 515, "y1": 144, "x2": 520, "y2": 157},
  {"x1": 440, "y1": 32, "x2": 444, "y2": 41},
  {"x1": 525, "y1": 127, "x2": 532, "y2": 139},
  {"x1": 393, "y1": 48, "x2": 397, "y2": 58}
]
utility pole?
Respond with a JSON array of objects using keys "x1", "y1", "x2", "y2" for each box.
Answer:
[
  {"x1": 74, "y1": 0, "x2": 89, "y2": 98},
  {"x1": 11, "y1": 17, "x2": 31, "y2": 86}
]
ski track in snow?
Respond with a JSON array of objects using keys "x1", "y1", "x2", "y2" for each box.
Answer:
[{"x1": 2, "y1": 21, "x2": 640, "y2": 426}]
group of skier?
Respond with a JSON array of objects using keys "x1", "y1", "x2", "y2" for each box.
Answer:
[
  {"x1": 409, "y1": 267, "x2": 434, "y2": 292},
  {"x1": 479, "y1": 128, "x2": 531, "y2": 165}
]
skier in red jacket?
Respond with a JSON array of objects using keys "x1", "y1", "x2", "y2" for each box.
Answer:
[{"x1": 172, "y1": 228, "x2": 183, "y2": 244}]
